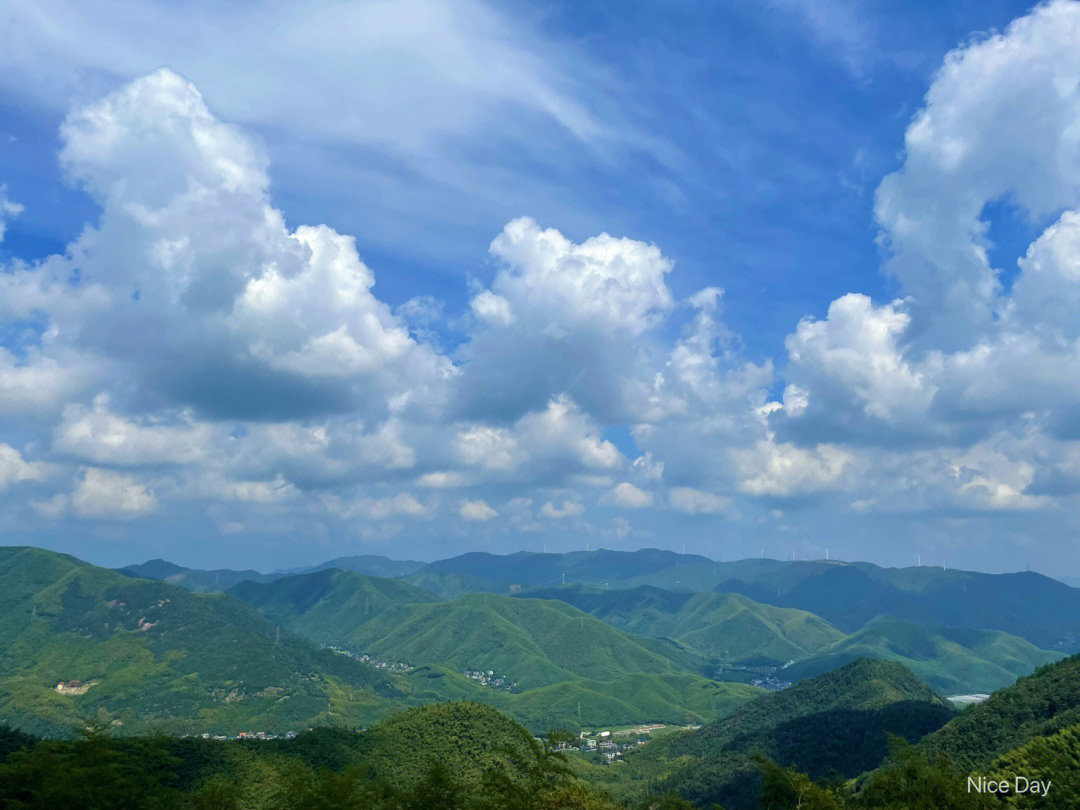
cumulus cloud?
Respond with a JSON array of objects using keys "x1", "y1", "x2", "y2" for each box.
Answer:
[
  {"x1": 735, "y1": 439, "x2": 854, "y2": 497},
  {"x1": 54, "y1": 395, "x2": 211, "y2": 465},
  {"x1": 0, "y1": 443, "x2": 46, "y2": 490},
  {"x1": 455, "y1": 218, "x2": 677, "y2": 422},
  {"x1": 874, "y1": 0, "x2": 1080, "y2": 347},
  {"x1": 605, "y1": 481, "x2": 654, "y2": 508},
  {"x1": 64, "y1": 468, "x2": 157, "y2": 519},
  {"x1": 779, "y1": 1, "x2": 1080, "y2": 455},
  {"x1": 459, "y1": 498, "x2": 497, "y2": 521},
  {"x1": 42, "y1": 68, "x2": 453, "y2": 422},
  {"x1": 540, "y1": 500, "x2": 585, "y2": 518},
  {"x1": 323, "y1": 492, "x2": 428, "y2": 520},
  {"x1": 668, "y1": 487, "x2": 729, "y2": 515}
]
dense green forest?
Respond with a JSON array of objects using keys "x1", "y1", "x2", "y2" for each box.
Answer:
[
  {"x1": 0, "y1": 548, "x2": 403, "y2": 736},
  {"x1": 0, "y1": 703, "x2": 623, "y2": 809},
  {"x1": 2, "y1": 655, "x2": 1078, "y2": 808},
  {"x1": 4, "y1": 545, "x2": 1079, "y2": 808}
]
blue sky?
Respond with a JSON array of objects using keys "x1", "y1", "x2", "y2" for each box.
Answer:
[{"x1": 2, "y1": 0, "x2": 1079, "y2": 576}]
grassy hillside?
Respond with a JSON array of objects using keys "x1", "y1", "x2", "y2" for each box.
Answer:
[
  {"x1": 404, "y1": 550, "x2": 1080, "y2": 652},
  {"x1": 925, "y1": 653, "x2": 1080, "y2": 770},
  {"x1": 0, "y1": 547, "x2": 405, "y2": 736},
  {"x1": 231, "y1": 574, "x2": 760, "y2": 729},
  {"x1": 523, "y1": 584, "x2": 845, "y2": 666},
  {"x1": 228, "y1": 568, "x2": 440, "y2": 645},
  {"x1": 781, "y1": 616, "x2": 1064, "y2": 694},
  {"x1": 616, "y1": 659, "x2": 954, "y2": 810},
  {"x1": 713, "y1": 560, "x2": 1080, "y2": 652}
]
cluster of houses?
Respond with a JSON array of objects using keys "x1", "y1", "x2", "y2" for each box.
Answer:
[
  {"x1": 750, "y1": 674, "x2": 792, "y2": 691},
  {"x1": 191, "y1": 731, "x2": 300, "y2": 741},
  {"x1": 326, "y1": 645, "x2": 413, "y2": 672},
  {"x1": 577, "y1": 725, "x2": 668, "y2": 764},
  {"x1": 462, "y1": 669, "x2": 517, "y2": 690}
]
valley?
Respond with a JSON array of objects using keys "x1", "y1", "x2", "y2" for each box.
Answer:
[{"x1": 2, "y1": 543, "x2": 1078, "y2": 807}]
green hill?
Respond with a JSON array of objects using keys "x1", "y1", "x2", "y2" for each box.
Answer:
[
  {"x1": 353, "y1": 701, "x2": 542, "y2": 790},
  {"x1": 623, "y1": 659, "x2": 954, "y2": 810},
  {"x1": 119, "y1": 554, "x2": 427, "y2": 593},
  {"x1": 781, "y1": 616, "x2": 1064, "y2": 694},
  {"x1": 0, "y1": 702, "x2": 624, "y2": 808},
  {"x1": 231, "y1": 573, "x2": 759, "y2": 729},
  {"x1": 0, "y1": 547, "x2": 405, "y2": 736},
  {"x1": 925, "y1": 653, "x2": 1080, "y2": 770},
  {"x1": 116, "y1": 559, "x2": 282, "y2": 593},
  {"x1": 228, "y1": 568, "x2": 441, "y2": 645},
  {"x1": 403, "y1": 550, "x2": 1080, "y2": 652},
  {"x1": 523, "y1": 584, "x2": 845, "y2": 666}
]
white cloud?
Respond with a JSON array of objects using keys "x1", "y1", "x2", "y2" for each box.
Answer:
[
  {"x1": 540, "y1": 500, "x2": 585, "y2": 519},
  {"x1": 42, "y1": 69, "x2": 453, "y2": 422},
  {"x1": 416, "y1": 470, "x2": 467, "y2": 488},
  {"x1": 0, "y1": 184, "x2": 23, "y2": 242},
  {"x1": 874, "y1": 0, "x2": 1080, "y2": 347},
  {"x1": 469, "y1": 290, "x2": 514, "y2": 326},
  {"x1": 459, "y1": 498, "x2": 497, "y2": 521},
  {"x1": 2, "y1": 1, "x2": 612, "y2": 153},
  {"x1": 456, "y1": 425, "x2": 520, "y2": 470},
  {"x1": 668, "y1": 486, "x2": 728, "y2": 515},
  {"x1": 780, "y1": 293, "x2": 935, "y2": 435},
  {"x1": 605, "y1": 481, "x2": 654, "y2": 508},
  {"x1": 456, "y1": 219, "x2": 680, "y2": 422},
  {"x1": 70, "y1": 467, "x2": 157, "y2": 519},
  {"x1": 736, "y1": 439, "x2": 854, "y2": 497},
  {"x1": 0, "y1": 443, "x2": 46, "y2": 490},
  {"x1": 0, "y1": 347, "x2": 93, "y2": 417},
  {"x1": 487, "y1": 217, "x2": 674, "y2": 335},
  {"x1": 54, "y1": 395, "x2": 211, "y2": 465}
]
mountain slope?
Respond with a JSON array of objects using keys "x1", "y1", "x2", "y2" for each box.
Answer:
[
  {"x1": 404, "y1": 550, "x2": 1080, "y2": 652},
  {"x1": 781, "y1": 616, "x2": 1064, "y2": 694},
  {"x1": 924, "y1": 653, "x2": 1080, "y2": 770},
  {"x1": 117, "y1": 559, "x2": 281, "y2": 593},
  {"x1": 713, "y1": 560, "x2": 1080, "y2": 652},
  {"x1": 228, "y1": 569, "x2": 440, "y2": 646},
  {"x1": 631, "y1": 659, "x2": 954, "y2": 810},
  {"x1": 0, "y1": 547, "x2": 403, "y2": 736},
  {"x1": 231, "y1": 573, "x2": 760, "y2": 728},
  {"x1": 522, "y1": 584, "x2": 845, "y2": 666}
]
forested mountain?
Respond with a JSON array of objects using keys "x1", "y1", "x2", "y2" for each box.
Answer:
[
  {"x1": 626, "y1": 659, "x2": 954, "y2": 810},
  {"x1": 229, "y1": 574, "x2": 760, "y2": 730},
  {"x1": 522, "y1": 584, "x2": 846, "y2": 665},
  {"x1": 118, "y1": 554, "x2": 425, "y2": 592},
  {"x1": 925, "y1": 653, "x2": 1080, "y2": 769},
  {"x1": 0, "y1": 702, "x2": 624, "y2": 809},
  {"x1": 709, "y1": 560, "x2": 1080, "y2": 652},
  {"x1": 728, "y1": 653, "x2": 1080, "y2": 810},
  {"x1": 295, "y1": 555, "x2": 426, "y2": 578},
  {"x1": 117, "y1": 559, "x2": 283, "y2": 593},
  {"x1": 122, "y1": 548, "x2": 1080, "y2": 655},
  {"x1": 228, "y1": 568, "x2": 441, "y2": 645},
  {"x1": 400, "y1": 550, "x2": 1080, "y2": 653},
  {"x1": 781, "y1": 616, "x2": 1063, "y2": 694},
  {"x1": 0, "y1": 547, "x2": 404, "y2": 736}
]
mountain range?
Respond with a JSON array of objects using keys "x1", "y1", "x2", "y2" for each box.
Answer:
[
  {"x1": 2, "y1": 543, "x2": 1077, "y2": 739},
  {"x1": 0, "y1": 547, "x2": 407, "y2": 736}
]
